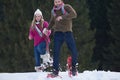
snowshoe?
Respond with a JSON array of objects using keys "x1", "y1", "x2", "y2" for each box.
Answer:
[
  {"x1": 47, "y1": 73, "x2": 58, "y2": 78},
  {"x1": 47, "y1": 70, "x2": 59, "y2": 78},
  {"x1": 68, "y1": 68, "x2": 78, "y2": 77},
  {"x1": 66, "y1": 56, "x2": 78, "y2": 77}
]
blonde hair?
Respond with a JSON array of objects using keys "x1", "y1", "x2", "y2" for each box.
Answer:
[{"x1": 31, "y1": 15, "x2": 44, "y2": 29}]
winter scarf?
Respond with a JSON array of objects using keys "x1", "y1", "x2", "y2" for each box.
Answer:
[{"x1": 52, "y1": 3, "x2": 67, "y2": 16}]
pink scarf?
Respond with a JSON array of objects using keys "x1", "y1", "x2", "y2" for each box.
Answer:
[{"x1": 52, "y1": 3, "x2": 66, "y2": 16}]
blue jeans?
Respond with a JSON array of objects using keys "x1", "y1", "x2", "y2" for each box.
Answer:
[
  {"x1": 34, "y1": 41, "x2": 46, "y2": 66},
  {"x1": 53, "y1": 31, "x2": 78, "y2": 71}
]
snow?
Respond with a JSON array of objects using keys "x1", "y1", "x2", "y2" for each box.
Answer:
[{"x1": 0, "y1": 70, "x2": 120, "y2": 80}]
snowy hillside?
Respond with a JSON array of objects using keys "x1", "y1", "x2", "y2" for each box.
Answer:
[{"x1": 0, "y1": 70, "x2": 120, "y2": 80}]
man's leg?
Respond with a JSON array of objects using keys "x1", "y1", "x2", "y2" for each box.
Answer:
[
  {"x1": 47, "y1": 32, "x2": 65, "y2": 77},
  {"x1": 53, "y1": 32, "x2": 64, "y2": 73},
  {"x1": 65, "y1": 32, "x2": 78, "y2": 75}
]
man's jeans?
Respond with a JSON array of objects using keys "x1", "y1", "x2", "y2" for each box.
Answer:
[{"x1": 53, "y1": 31, "x2": 78, "y2": 71}]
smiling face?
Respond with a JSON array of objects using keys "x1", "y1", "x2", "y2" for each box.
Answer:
[
  {"x1": 35, "y1": 14, "x2": 42, "y2": 22},
  {"x1": 54, "y1": 0, "x2": 63, "y2": 7}
]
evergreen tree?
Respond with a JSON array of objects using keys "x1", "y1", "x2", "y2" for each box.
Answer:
[
  {"x1": 0, "y1": 0, "x2": 4, "y2": 21},
  {"x1": 106, "y1": 0, "x2": 120, "y2": 71},
  {"x1": 87, "y1": 0, "x2": 111, "y2": 70},
  {"x1": 0, "y1": 0, "x2": 36, "y2": 72}
]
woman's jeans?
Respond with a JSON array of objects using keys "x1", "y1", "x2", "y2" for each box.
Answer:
[
  {"x1": 53, "y1": 31, "x2": 78, "y2": 71},
  {"x1": 34, "y1": 41, "x2": 46, "y2": 66}
]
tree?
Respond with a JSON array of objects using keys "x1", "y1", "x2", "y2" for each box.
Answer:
[
  {"x1": 87, "y1": 0, "x2": 111, "y2": 70},
  {"x1": 0, "y1": 0, "x2": 36, "y2": 72},
  {"x1": 105, "y1": 0, "x2": 120, "y2": 71}
]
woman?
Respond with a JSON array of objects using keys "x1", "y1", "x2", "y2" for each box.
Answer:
[{"x1": 28, "y1": 9, "x2": 51, "y2": 72}]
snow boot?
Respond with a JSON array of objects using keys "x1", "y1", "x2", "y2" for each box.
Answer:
[
  {"x1": 72, "y1": 69, "x2": 78, "y2": 76},
  {"x1": 68, "y1": 67, "x2": 78, "y2": 77},
  {"x1": 47, "y1": 70, "x2": 59, "y2": 78},
  {"x1": 34, "y1": 66, "x2": 44, "y2": 72},
  {"x1": 40, "y1": 52, "x2": 53, "y2": 66}
]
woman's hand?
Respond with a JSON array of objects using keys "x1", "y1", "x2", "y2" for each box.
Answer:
[
  {"x1": 28, "y1": 36, "x2": 32, "y2": 40},
  {"x1": 43, "y1": 28, "x2": 51, "y2": 36}
]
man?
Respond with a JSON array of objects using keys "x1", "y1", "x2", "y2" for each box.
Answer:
[{"x1": 47, "y1": 0, "x2": 78, "y2": 77}]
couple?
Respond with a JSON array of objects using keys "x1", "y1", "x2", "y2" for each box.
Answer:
[{"x1": 28, "y1": 0, "x2": 78, "y2": 77}]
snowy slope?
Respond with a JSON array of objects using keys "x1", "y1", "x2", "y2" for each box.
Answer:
[{"x1": 0, "y1": 70, "x2": 120, "y2": 80}]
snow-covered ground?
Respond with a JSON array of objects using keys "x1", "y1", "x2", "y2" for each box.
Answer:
[{"x1": 0, "y1": 70, "x2": 120, "y2": 80}]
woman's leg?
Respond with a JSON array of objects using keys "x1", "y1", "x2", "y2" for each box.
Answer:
[{"x1": 34, "y1": 46, "x2": 41, "y2": 66}]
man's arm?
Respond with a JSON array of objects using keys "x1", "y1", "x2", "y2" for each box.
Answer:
[
  {"x1": 62, "y1": 4, "x2": 77, "y2": 20},
  {"x1": 48, "y1": 13, "x2": 55, "y2": 29}
]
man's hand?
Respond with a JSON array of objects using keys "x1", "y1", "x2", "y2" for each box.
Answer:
[{"x1": 56, "y1": 16, "x2": 62, "y2": 21}]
